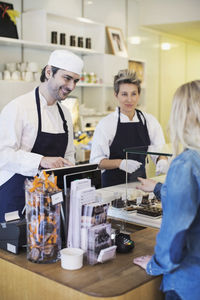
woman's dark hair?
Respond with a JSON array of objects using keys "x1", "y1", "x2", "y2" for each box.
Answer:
[
  {"x1": 114, "y1": 69, "x2": 141, "y2": 95},
  {"x1": 40, "y1": 66, "x2": 60, "y2": 82}
]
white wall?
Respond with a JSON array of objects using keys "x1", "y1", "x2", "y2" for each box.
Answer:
[
  {"x1": 23, "y1": 0, "x2": 82, "y2": 18},
  {"x1": 139, "y1": 0, "x2": 200, "y2": 25},
  {"x1": 84, "y1": 0, "x2": 126, "y2": 29},
  {"x1": 159, "y1": 36, "x2": 186, "y2": 140},
  {"x1": 186, "y1": 44, "x2": 200, "y2": 81},
  {"x1": 84, "y1": 0, "x2": 126, "y2": 54}
]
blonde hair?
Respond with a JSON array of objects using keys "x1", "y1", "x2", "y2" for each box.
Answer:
[
  {"x1": 169, "y1": 80, "x2": 200, "y2": 157},
  {"x1": 114, "y1": 69, "x2": 141, "y2": 95}
]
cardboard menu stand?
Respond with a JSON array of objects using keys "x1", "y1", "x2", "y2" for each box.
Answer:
[{"x1": 0, "y1": 2, "x2": 18, "y2": 39}]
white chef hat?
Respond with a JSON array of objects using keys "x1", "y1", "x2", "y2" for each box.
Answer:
[{"x1": 48, "y1": 50, "x2": 83, "y2": 76}]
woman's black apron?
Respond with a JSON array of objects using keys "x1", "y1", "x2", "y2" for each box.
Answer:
[
  {"x1": 0, "y1": 87, "x2": 68, "y2": 222},
  {"x1": 102, "y1": 107, "x2": 150, "y2": 187}
]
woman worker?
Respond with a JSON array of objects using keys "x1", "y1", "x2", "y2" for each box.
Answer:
[
  {"x1": 134, "y1": 80, "x2": 200, "y2": 300},
  {"x1": 90, "y1": 69, "x2": 168, "y2": 187}
]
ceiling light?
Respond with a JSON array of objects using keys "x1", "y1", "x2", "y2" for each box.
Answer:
[
  {"x1": 128, "y1": 36, "x2": 141, "y2": 45},
  {"x1": 161, "y1": 43, "x2": 171, "y2": 50},
  {"x1": 85, "y1": 0, "x2": 93, "y2": 4},
  {"x1": 76, "y1": 17, "x2": 94, "y2": 24}
]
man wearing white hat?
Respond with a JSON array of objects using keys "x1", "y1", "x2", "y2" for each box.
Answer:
[{"x1": 0, "y1": 50, "x2": 83, "y2": 222}]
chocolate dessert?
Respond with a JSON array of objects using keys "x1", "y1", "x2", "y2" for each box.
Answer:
[{"x1": 137, "y1": 206, "x2": 162, "y2": 217}]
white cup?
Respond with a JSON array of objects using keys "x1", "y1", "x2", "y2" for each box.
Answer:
[
  {"x1": 3, "y1": 70, "x2": 11, "y2": 80},
  {"x1": 60, "y1": 248, "x2": 84, "y2": 270},
  {"x1": 34, "y1": 72, "x2": 41, "y2": 82},
  {"x1": 17, "y1": 62, "x2": 27, "y2": 72},
  {"x1": 11, "y1": 71, "x2": 21, "y2": 81},
  {"x1": 6, "y1": 62, "x2": 16, "y2": 72},
  {"x1": 27, "y1": 62, "x2": 39, "y2": 73},
  {"x1": 0, "y1": 72, "x2": 2, "y2": 80},
  {"x1": 24, "y1": 71, "x2": 34, "y2": 82},
  {"x1": 21, "y1": 71, "x2": 26, "y2": 81}
]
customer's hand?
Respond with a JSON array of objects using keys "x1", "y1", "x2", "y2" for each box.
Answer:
[
  {"x1": 156, "y1": 159, "x2": 169, "y2": 175},
  {"x1": 40, "y1": 157, "x2": 74, "y2": 169},
  {"x1": 133, "y1": 255, "x2": 152, "y2": 270},
  {"x1": 119, "y1": 159, "x2": 142, "y2": 174},
  {"x1": 136, "y1": 177, "x2": 157, "y2": 192}
]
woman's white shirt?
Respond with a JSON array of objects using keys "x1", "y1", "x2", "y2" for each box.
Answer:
[
  {"x1": 90, "y1": 108, "x2": 165, "y2": 167},
  {"x1": 0, "y1": 89, "x2": 75, "y2": 186}
]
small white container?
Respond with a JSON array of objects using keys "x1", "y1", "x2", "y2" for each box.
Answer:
[
  {"x1": 60, "y1": 248, "x2": 84, "y2": 270},
  {"x1": 24, "y1": 71, "x2": 34, "y2": 82},
  {"x1": 27, "y1": 62, "x2": 39, "y2": 72},
  {"x1": 3, "y1": 70, "x2": 11, "y2": 80}
]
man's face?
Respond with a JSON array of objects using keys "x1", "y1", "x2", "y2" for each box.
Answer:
[{"x1": 46, "y1": 68, "x2": 80, "y2": 101}]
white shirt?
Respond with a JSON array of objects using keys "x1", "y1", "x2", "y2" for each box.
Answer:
[
  {"x1": 90, "y1": 108, "x2": 165, "y2": 168},
  {"x1": 0, "y1": 89, "x2": 75, "y2": 186}
]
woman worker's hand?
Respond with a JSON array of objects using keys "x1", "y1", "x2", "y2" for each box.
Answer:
[{"x1": 119, "y1": 159, "x2": 142, "y2": 173}]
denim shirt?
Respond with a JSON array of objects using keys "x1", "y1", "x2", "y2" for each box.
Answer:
[
  {"x1": 146, "y1": 149, "x2": 200, "y2": 300},
  {"x1": 153, "y1": 182, "x2": 163, "y2": 200}
]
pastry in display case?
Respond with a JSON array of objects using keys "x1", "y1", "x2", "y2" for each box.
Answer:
[{"x1": 124, "y1": 190, "x2": 162, "y2": 218}]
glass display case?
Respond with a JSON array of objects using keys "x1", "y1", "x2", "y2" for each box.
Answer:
[
  {"x1": 121, "y1": 144, "x2": 172, "y2": 218},
  {"x1": 110, "y1": 145, "x2": 172, "y2": 231},
  {"x1": 107, "y1": 144, "x2": 173, "y2": 233},
  {"x1": 124, "y1": 144, "x2": 172, "y2": 184}
]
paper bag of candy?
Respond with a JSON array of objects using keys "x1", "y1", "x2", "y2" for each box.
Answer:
[{"x1": 25, "y1": 171, "x2": 63, "y2": 263}]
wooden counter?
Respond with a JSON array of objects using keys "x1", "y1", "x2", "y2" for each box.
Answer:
[{"x1": 0, "y1": 228, "x2": 164, "y2": 300}]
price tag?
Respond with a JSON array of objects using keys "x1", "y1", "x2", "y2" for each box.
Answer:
[
  {"x1": 7, "y1": 243, "x2": 16, "y2": 254},
  {"x1": 148, "y1": 192, "x2": 154, "y2": 200},
  {"x1": 51, "y1": 192, "x2": 63, "y2": 205},
  {"x1": 97, "y1": 245, "x2": 117, "y2": 263},
  {"x1": 5, "y1": 210, "x2": 20, "y2": 222},
  {"x1": 136, "y1": 196, "x2": 143, "y2": 205}
]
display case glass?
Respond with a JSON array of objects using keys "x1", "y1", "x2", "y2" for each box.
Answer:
[
  {"x1": 123, "y1": 144, "x2": 172, "y2": 199},
  {"x1": 107, "y1": 145, "x2": 172, "y2": 234}
]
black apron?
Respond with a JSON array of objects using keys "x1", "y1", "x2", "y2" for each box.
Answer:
[
  {"x1": 102, "y1": 107, "x2": 150, "y2": 187},
  {"x1": 0, "y1": 87, "x2": 68, "y2": 222}
]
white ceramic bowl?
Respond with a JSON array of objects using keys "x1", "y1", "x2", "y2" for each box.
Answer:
[{"x1": 60, "y1": 248, "x2": 84, "y2": 270}]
